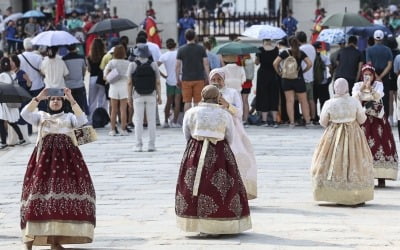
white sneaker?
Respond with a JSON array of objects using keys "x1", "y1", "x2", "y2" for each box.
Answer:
[
  {"x1": 162, "y1": 123, "x2": 170, "y2": 128},
  {"x1": 171, "y1": 122, "x2": 182, "y2": 128},
  {"x1": 108, "y1": 130, "x2": 116, "y2": 136},
  {"x1": 120, "y1": 130, "x2": 129, "y2": 136}
]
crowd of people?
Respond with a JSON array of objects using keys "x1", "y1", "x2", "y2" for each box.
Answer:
[{"x1": 1, "y1": 3, "x2": 400, "y2": 249}]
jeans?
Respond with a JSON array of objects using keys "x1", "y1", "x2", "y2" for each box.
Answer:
[
  {"x1": 88, "y1": 76, "x2": 107, "y2": 123},
  {"x1": 133, "y1": 91, "x2": 156, "y2": 149}
]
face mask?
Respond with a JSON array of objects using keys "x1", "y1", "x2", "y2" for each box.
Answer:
[{"x1": 211, "y1": 82, "x2": 221, "y2": 88}]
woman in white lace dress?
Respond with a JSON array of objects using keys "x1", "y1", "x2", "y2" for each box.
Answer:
[{"x1": 311, "y1": 78, "x2": 374, "y2": 205}]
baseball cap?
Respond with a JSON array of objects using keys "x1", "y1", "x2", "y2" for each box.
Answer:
[{"x1": 373, "y1": 30, "x2": 384, "y2": 40}]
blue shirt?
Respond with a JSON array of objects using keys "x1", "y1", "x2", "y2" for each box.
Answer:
[
  {"x1": 6, "y1": 26, "x2": 16, "y2": 39},
  {"x1": 366, "y1": 44, "x2": 393, "y2": 72},
  {"x1": 207, "y1": 51, "x2": 221, "y2": 70},
  {"x1": 282, "y1": 17, "x2": 298, "y2": 36}
]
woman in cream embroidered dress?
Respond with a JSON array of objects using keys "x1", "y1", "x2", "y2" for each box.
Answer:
[
  {"x1": 311, "y1": 78, "x2": 374, "y2": 205},
  {"x1": 175, "y1": 85, "x2": 251, "y2": 234},
  {"x1": 352, "y1": 64, "x2": 398, "y2": 187},
  {"x1": 209, "y1": 68, "x2": 257, "y2": 199},
  {"x1": 20, "y1": 88, "x2": 95, "y2": 250}
]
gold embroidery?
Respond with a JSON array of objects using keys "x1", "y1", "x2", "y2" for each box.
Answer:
[
  {"x1": 197, "y1": 194, "x2": 218, "y2": 217},
  {"x1": 184, "y1": 167, "x2": 196, "y2": 192},
  {"x1": 175, "y1": 192, "x2": 188, "y2": 215},
  {"x1": 229, "y1": 194, "x2": 243, "y2": 218},
  {"x1": 211, "y1": 168, "x2": 234, "y2": 201}
]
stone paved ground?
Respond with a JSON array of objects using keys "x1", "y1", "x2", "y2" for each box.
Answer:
[{"x1": 0, "y1": 123, "x2": 399, "y2": 250}]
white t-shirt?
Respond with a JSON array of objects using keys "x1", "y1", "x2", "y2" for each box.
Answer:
[
  {"x1": 18, "y1": 51, "x2": 44, "y2": 91},
  {"x1": 158, "y1": 50, "x2": 177, "y2": 85},
  {"x1": 41, "y1": 56, "x2": 69, "y2": 88},
  {"x1": 147, "y1": 41, "x2": 161, "y2": 62},
  {"x1": 300, "y1": 44, "x2": 316, "y2": 83}
]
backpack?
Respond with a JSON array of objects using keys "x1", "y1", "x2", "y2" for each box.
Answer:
[
  {"x1": 92, "y1": 107, "x2": 110, "y2": 128},
  {"x1": 132, "y1": 60, "x2": 156, "y2": 95},
  {"x1": 313, "y1": 53, "x2": 325, "y2": 84},
  {"x1": 281, "y1": 50, "x2": 299, "y2": 79}
]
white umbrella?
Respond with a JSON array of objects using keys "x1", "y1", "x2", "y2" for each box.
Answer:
[
  {"x1": 317, "y1": 29, "x2": 346, "y2": 44},
  {"x1": 0, "y1": 13, "x2": 23, "y2": 32},
  {"x1": 242, "y1": 25, "x2": 287, "y2": 40},
  {"x1": 31, "y1": 31, "x2": 80, "y2": 46}
]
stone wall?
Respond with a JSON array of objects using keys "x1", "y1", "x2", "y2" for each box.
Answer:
[{"x1": 110, "y1": 0, "x2": 177, "y2": 47}]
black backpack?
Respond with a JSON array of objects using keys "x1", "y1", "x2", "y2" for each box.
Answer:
[
  {"x1": 132, "y1": 60, "x2": 156, "y2": 95},
  {"x1": 313, "y1": 53, "x2": 325, "y2": 84},
  {"x1": 92, "y1": 107, "x2": 110, "y2": 128}
]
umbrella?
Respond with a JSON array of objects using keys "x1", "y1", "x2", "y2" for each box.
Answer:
[
  {"x1": 242, "y1": 24, "x2": 287, "y2": 40},
  {"x1": 88, "y1": 18, "x2": 138, "y2": 34},
  {"x1": 66, "y1": 8, "x2": 86, "y2": 15},
  {"x1": 317, "y1": 28, "x2": 345, "y2": 44},
  {"x1": 322, "y1": 13, "x2": 372, "y2": 27},
  {"x1": 0, "y1": 13, "x2": 23, "y2": 32},
  {"x1": 0, "y1": 83, "x2": 32, "y2": 103},
  {"x1": 23, "y1": 10, "x2": 45, "y2": 18},
  {"x1": 31, "y1": 30, "x2": 80, "y2": 46},
  {"x1": 212, "y1": 42, "x2": 259, "y2": 55},
  {"x1": 347, "y1": 24, "x2": 392, "y2": 38}
]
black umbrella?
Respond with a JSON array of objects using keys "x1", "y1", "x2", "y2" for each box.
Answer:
[
  {"x1": 88, "y1": 18, "x2": 138, "y2": 34},
  {"x1": 0, "y1": 83, "x2": 32, "y2": 103}
]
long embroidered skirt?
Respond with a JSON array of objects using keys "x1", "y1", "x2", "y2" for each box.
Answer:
[
  {"x1": 175, "y1": 138, "x2": 251, "y2": 234},
  {"x1": 311, "y1": 122, "x2": 374, "y2": 205},
  {"x1": 230, "y1": 117, "x2": 257, "y2": 199},
  {"x1": 361, "y1": 115, "x2": 398, "y2": 180},
  {"x1": 21, "y1": 134, "x2": 96, "y2": 245}
]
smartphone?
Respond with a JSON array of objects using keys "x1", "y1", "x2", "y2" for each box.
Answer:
[{"x1": 47, "y1": 88, "x2": 64, "y2": 97}]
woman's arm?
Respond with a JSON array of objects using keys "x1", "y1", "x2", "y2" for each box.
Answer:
[
  {"x1": 20, "y1": 89, "x2": 48, "y2": 126},
  {"x1": 23, "y1": 72, "x2": 32, "y2": 88},
  {"x1": 273, "y1": 56, "x2": 282, "y2": 76}
]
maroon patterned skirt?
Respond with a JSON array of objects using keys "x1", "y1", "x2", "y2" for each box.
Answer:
[
  {"x1": 175, "y1": 138, "x2": 251, "y2": 234},
  {"x1": 20, "y1": 134, "x2": 96, "y2": 244},
  {"x1": 361, "y1": 113, "x2": 398, "y2": 180}
]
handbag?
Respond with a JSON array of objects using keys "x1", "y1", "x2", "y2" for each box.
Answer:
[
  {"x1": 365, "y1": 101, "x2": 384, "y2": 119},
  {"x1": 73, "y1": 125, "x2": 97, "y2": 146},
  {"x1": 6, "y1": 72, "x2": 22, "y2": 109},
  {"x1": 106, "y1": 68, "x2": 120, "y2": 84}
]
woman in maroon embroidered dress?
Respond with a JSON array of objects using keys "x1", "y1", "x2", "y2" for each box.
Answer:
[
  {"x1": 175, "y1": 85, "x2": 251, "y2": 235},
  {"x1": 20, "y1": 88, "x2": 95, "y2": 250},
  {"x1": 352, "y1": 64, "x2": 398, "y2": 187}
]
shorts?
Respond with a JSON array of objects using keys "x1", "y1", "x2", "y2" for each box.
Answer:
[
  {"x1": 166, "y1": 83, "x2": 182, "y2": 96},
  {"x1": 181, "y1": 80, "x2": 205, "y2": 103},
  {"x1": 108, "y1": 82, "x2": 129, "y2": 100},
  {"x1": 305, "y1": 81, "x2": 314, "y2": 100},
  {"x1": 241, "y1": 87, "x2": 251, "y2": 94},
  {"x1": 281, "y1": 78, "x2": 306, "y2": 93}
]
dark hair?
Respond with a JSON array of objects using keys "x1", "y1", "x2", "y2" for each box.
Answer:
[
  {"x1": 0, "y1": 57, "x2": 11, "y2": 72},
  {"x1": 89, "y1": 38, "x2": 105, "y2": 63},
  {"x1": 288, "y1": 36, "x2": 301, "y2": 59},
  {"x1": 67, "y1": 43, "x2": 77, "y2": 51},
  {"x1": 136, "y1": 36, "x2": 147, "y2": 44},
  {"x1": 203, "y1": 40, "x2": 211, "y2": 50},
  {"x1": 10, "y1": 54, "x2": 20, "y2": 68},
  {"x1": 47, "y1": 46, "x2": 58, "y2": 58},
  {"x1": 295, "y1": 31, "x2": 307, "y2": 43},
  {"x1": 367, "y1": 36, "x2": 375, "y2": 46},
  {"x1": 185, "y1": 29, "x2": 196, "y2": 41},
  {"x1": 137, "y1": 30, "x2": 147, "y2": 39},
  {"x1": 166, "y1": 38, "x2": 176, "y2": 49},
  {"x1": 385, "y1": 37, "x2": 398, "y2": 50},
  {"x1": 120, "y1": 36, "x2": 129, "y2": 46},
  {"x1": 348, "y1": 35, "x2": 358, "y2": 45}
]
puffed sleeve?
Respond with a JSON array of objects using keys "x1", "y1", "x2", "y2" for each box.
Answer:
[
  {"x1": 351, "y1": 82, "x2": 362, "y2": 99},
  {"x1": 20, "y1": 100, "x2": 42, "y2": 126},
  {"x1": 224, "y1": 112, "x2": 234, "y2": 144},
  {"x1": 355, "y1": 99, "x2": 367, "y2": 124},
  {"x1": 69, "y1": 104, "x2": 88, "y2": 128},
  {"x1": 182, "y1": 110, "x2": 192, "y2": 142},
  {"x1": 319, "y1": 100, "x2": 330, "y2": 128},
  {"x1": 372, "y1": 81, "x2": 384, "y2": 101},
  {"x1": 228, "y1": 90, "x2": 243, "y2": 119}
]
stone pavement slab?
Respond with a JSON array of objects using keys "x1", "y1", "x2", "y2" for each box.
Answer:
[{"x1": 0, "y1": 125, "x2": 399, "y2": 250}]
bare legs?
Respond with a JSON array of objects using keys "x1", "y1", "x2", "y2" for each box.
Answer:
[{"x1": 284, "y1": 90, "x2": 311, "y2": 125}]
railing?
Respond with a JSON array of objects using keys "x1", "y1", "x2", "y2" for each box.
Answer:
[{"x1": 194, "y1": 12, "x2": 279, "y2": 41}]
